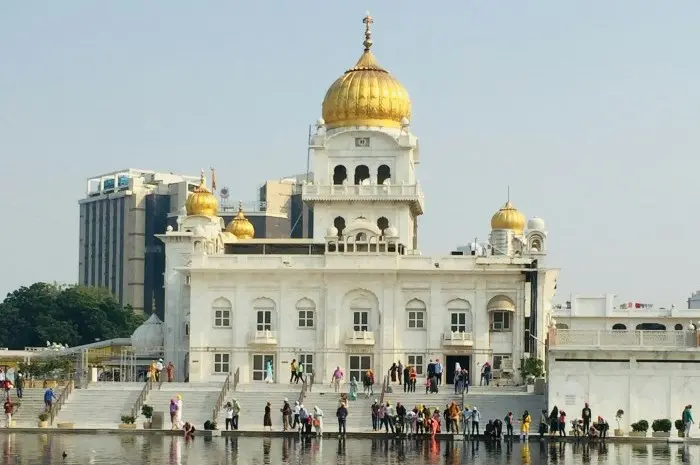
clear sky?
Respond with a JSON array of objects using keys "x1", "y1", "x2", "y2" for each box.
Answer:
[{"x1": 1, "y1": 1, "x2": 698, "y2": 306}]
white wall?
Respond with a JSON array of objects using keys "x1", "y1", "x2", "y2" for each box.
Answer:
[{"x1": 548, "y1": 351, "x2": 700, "y2": 430}]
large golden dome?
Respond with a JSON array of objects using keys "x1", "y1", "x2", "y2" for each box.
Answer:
[
  {"x1": 321, "y1": 14, "x2": 411, "y2": 130},
  {"x1": 185, "y1": 171, "x2": 218, "y2": 217},
  {"x1": 491, "y1": 201, "x2": 526, "y2": 234},
  {"x1": 225, "y1": 203, "x2": 255, "y2": 239}
]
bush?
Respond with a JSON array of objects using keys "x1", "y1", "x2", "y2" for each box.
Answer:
[
  {"x1": 141, "y1": 404, "x2": 154, "y2": 420},
  {"x1": 519, "y1": 357, "x2": 545, "y2": 380},
  {"x1": 38, "y1": 412, "x2": 49, "y2": 422},
  {"x1": 652, "y1": 419, "x2": 672, "y2": 432},
  {"x1": 674, "y1": 420, "x2": 685, "y2": 432},
  {"x1": 631, "y1": 420, "x2": 649, "y2": 432},
  {"x1": 120, "y1": 415, "x2": 135, "y2": 424}
]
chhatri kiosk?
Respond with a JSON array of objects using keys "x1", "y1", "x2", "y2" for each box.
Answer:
[{"x1": 158, "y1": 14, "x2": 559, "y2": 386}]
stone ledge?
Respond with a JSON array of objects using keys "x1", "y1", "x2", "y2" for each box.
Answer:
[{"x1": 3, "y1": 428, "x2": 700, "y2": 444}]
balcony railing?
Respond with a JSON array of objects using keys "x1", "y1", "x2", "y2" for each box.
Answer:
[
  {"x1": 345, "y1": 330, "x2": 375, "y2": 345},
  {"x1": 441, "y1": 331, "x2": 474, "y2": 346},
  {"x1": 550, "y1": 329, "x2": 697, "y2": 349},
  {"x1": 248, "y1": 330, "x2": 278, "y2": 345},
  {"x1": 302, "y1": 183, "x2": 424, "y2": 213}
]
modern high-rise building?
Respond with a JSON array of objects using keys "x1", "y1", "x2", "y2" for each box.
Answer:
[
  {"x1": 79, "y1": 169, "x2": 313, "y2": 318},
  {"x1": 78, "y1": 169, "x2": 200, "y2": 316}
]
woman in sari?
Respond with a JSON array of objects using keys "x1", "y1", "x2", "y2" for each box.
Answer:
[{"x1": 264, "y1": 360, "x2": 274, "y2": 383}]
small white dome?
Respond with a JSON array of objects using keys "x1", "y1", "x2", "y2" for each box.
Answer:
[
  {"x1": 193, "y1": 225, "x2": 205, "y2": 236},
  {"x1": 527, "y1": 217, "x2": 546, "y2": 231},
  {"x1": 166, "y1": 225, "x2": 173, "y2": 232},
  {"x1": 385, "y1": 226, "x2": 398, "y2": 237},
  {"x1": 316, "y1": 117, "x2": 325, "y2": 127},
  {"x1": 400, "y1": 117, "x2": 410, "y2": 126},
  {"x1": 326, "y1": 226, "x2": 338, "y2": 237},
  {"x1": 131, "y1": 313, "x2": 164, "y2": 355}
]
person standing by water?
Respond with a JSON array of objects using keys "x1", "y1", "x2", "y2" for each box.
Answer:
[
  {"x1": 336, "y1": 402, "x2": 348, "y2": 435},
  {"x1": 683, "y1": 405, "x2": 694, "y2": 438},
  {"x1": 263, "y1": 402, "x2": 272, "y2": 431}
]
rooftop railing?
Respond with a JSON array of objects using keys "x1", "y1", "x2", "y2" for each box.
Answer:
[{"x1": 550, "y1": 329, "x2": 698, "y2": 349}]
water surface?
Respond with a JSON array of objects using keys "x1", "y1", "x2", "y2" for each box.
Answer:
[{"x1": 0, "y1": 434, "x2": 696, "y2": 464}]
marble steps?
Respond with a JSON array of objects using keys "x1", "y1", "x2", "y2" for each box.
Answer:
[{"x1": 55, "y1": 388, "x2": 142, "y2": 428}]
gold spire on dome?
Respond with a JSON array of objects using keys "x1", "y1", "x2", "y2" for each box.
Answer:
[
  {"x1": 185, "y1": 169, "x2": 219, "y2": 216},
  {"x1": 321, "y1": 12, "x2": 411, "y2": 130},
  {"x1": 490, "y1": 199, "x2": 526, "y2": 234},
  {"x1": 225, "y1": 201, "x2": 255, "y2": 239}
]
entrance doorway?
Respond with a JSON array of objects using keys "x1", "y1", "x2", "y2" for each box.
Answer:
[
  {"x1": 252, "y1": 354, "x2": 275, "y2": 382},
  {"x1": 445, "y1": 355, "x2": 471, "y2": 385},
  {"x1": 349, "y1": 355, "x2": 372, "y2": 383}
]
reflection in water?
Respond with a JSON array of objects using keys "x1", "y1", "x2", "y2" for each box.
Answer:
[{"x1": 0, "y1": 434, "x2": 697, "y2": 463}]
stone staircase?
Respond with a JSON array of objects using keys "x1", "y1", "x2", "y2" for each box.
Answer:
[
  {"x1": 55, "y1": 382, "x2": 143, "y2": 428},
  {"x1": 12, "y1": 388, "x2": 47, "y2": 427},
  {"x1": 140, "y1": 382, "x2": 222, "y2": 429},
  {"x1": 220, "y1": 382, "x2": 545, "y2": 433}
]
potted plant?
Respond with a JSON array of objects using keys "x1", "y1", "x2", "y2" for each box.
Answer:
[
  {"x1": 119, "y1": 414, "x2": 136, "y2": 429},
  {"x1": 141, "y1": 404, "x2": 154, "y2": 429},
  {"x1": 629, "y1": 420, "x2": 649, "y2": 437},
  {"x1": 38, "y1": 412, "x2": 49, "y2": 428},
  {"x1": 614, "y1": 409, "x2": 624, "y2": 436},
  {"x1": 651, "y1": 419, "x2": 672, "y2": 438},
  {"x1": 675, "y1": 419, "x2": 685, "y2": 438}
]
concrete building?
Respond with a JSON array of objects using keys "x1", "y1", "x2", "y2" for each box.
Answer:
[
  {"x1": 552, "y1": 294, "x2": 700, "y2": 332},
  {"x1": 155, "y1": 14, "x2": 560, "y2": 385},
  {"x1": 78, "y1": 169, "x2": 200, "y2": 316}
]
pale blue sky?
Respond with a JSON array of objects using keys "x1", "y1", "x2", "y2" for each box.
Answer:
[{"x1": 1, "y1": 1, "x2": 698, "y2": 306}]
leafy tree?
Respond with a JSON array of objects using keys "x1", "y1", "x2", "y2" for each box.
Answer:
[{"x1": 0, "y1": 283, "x2": 144, "y2": 349}]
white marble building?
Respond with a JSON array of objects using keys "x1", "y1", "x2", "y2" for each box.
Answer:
[
  {"x1": 157, "y1": 14, "x2": 559, "y2": 385},
  {"x1": 552, "y1": 294, "x2": 700, "y2": 332}
]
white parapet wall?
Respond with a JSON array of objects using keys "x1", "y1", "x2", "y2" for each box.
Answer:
[{"x1": 547, "y1": 328, "x2": 700, "y2": 430}]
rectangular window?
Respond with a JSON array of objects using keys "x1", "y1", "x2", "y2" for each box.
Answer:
[
  {"x1": 256, "y1": 310, "x2": 272, "y2": 331},
  {"x1": 407, "y1": 354, "x2": 424, "y2": 375},
  {"x1": 349, "y1": 355, "x2": 371, "y2": 383},
  {"x1": 450, "y1": 312, "x2": 467, "y2": 332},
  {"x1": 214, "y1": 353, "x2": 230, "y2": 374},
  {"x1": 299, "y1": 353, "x2": 313, "y2": 375},
  {"x1": 353, "y1": 311, "x2": 369, "y2": 332},
  {"x1": 491, "y1": 311, "x2": 512, "y2": 331},
  {"x1": 355, "y1": 137, "x2": 370, "y2": 148},
  {"x1": 214, "y1": 309, "x2": 231, "y2": 327},
  {"x1": 407, "y1": 311, "x2": 425, "y2": 329},
  {"x1": 492, "y1": 354, "x2": 512, "y2": 371},
  {"x1": 298, "y1": 310, "x2": 315, "y2": 328}
]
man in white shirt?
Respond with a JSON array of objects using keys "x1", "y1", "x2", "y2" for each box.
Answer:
[{"x1": 155, "y1": 359, "x2": 164, "y2": 382}]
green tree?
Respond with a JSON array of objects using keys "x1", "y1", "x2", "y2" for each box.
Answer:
[{"x1": 0, "y1": 283, "x2": 144, "y2": 349}]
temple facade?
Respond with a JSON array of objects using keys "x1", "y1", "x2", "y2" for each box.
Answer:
[{"x1": 157, "y1": 14, "x2": 559, "y2": 385}]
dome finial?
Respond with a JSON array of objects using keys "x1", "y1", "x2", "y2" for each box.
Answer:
[
  {"x1": 199, "y1": 169, "x2": 205, "y2": 187},
  {"x1": 363, "y1": 12, "x2": 373, "y2": 51},
  {"x1": 210, "y1": 167, "x2": 217, "y2": 192}
]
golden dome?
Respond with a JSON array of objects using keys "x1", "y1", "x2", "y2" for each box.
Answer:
[
  {"x1": 491, "y1": 201, "x2": 526, "y2": 234},
  {"x1": 185, "y1": 171, "x2": 218, "y2": 217},
  {"x1": 225, "y1": 203, "x2": 255, "y2": 239},
  {"x1": 321, "y1": 14, "x2": 411, "y2": 130}
]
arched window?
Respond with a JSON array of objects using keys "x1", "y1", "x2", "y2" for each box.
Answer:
[
  {"x1": 487, "y1": 296, "x2": 515, "y2": 332},
  {"x1": 354, "y1": 165, "x2": 370, "y2": 185},
  {"x1": 406, "y1": 299, "x2": 426, "y2": 330},
  {"x1": 350, "y1": 297, "x2": 372, "y2": 332},
  {"x1": 377, "y1": 165, "x2": 391, "y2": 185},
  {"x1": 635, "y1": 323, "x2": 666, "y2": 331},
  {"x1": 531, "y1": 239, "x2": 542, "y2": 251},
  {"x1": 296, "y1": 298, "x2": 316, "y2": 328},
  {"x1": 212, "y1": 297, "x2": 232, "y2": 328},
  {"x1": 446, "y1": 299, "x2": 472, "y2": 333},
  {"x1": 252, "y1": 298, "x2": 275, "y2": 331},
  {"x1": 674, "y1": 323, "x2": 684, "y2": 331},
  {"x1": 377, "y1": 217, "x2": 389, "y2": 233},
  {"x1": 355, "y1": 232, "x2": 367, "y2": 241},
  {"x1": 333, "y1": 165, "x2": 347, "y2": 185},
  {"x1": 612, "y1": 323, "x2": 627, "y2": 330},
  {"x1": 334, "y1": 216, "x2": 346, "y2": 237}
]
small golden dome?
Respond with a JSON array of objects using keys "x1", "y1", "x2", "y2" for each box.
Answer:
[
  {"x1": 491, "y1": 201, "x2": 526, "y2": 234},
  {"x1": 225, "y1": 203, "x2": 255, "y2": 239},
  {"x1": 185, "y1": 170, "x2": 218, "y2": 216},
  {"x1": 321, "y1": 13, "x2": 411, "y2": 130}
]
